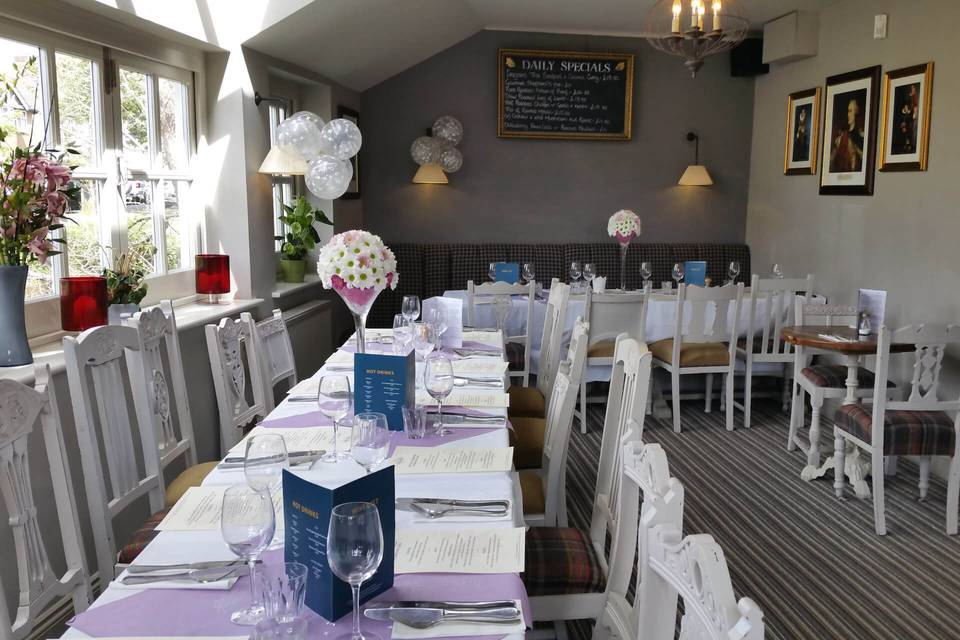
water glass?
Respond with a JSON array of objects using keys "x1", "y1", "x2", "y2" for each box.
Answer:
[
  {"x1": 221, "y1": 484, "x2": 276, "y2": 625},
  {"x1": 672, "y1": 262, "x2": 685, "y2": 286},
  {"x1": 401, "y1": 295, "x2": 420, "y2": 323},
  {"x1": 521, "y1": 262, "x2": 536, "y2": 284},
  {"x1": 402, "y1": 405, "x2": 427, "y2": 439},
  {"x1": 425, "y1": 307, "x2": 448, "y2": 348},
  {"x1": 424, "y1": 352, "x2": 455, "y2": 436},
  {"x1": 640, "y1": 261, "x2": 652, "y2": 286},
  {"x1": 317, "y1": 375, "x2": 351, "y2": 463},
  {"x1": 661, "y1": 280, "x2": 672, "y2": 291},
  {"x1": 727, "y1": 261, "x2": 741, "y2": 284},
  {"x1": 392, "y1": 314, "x2": 412, "y2": 355},
  {"x1": 252, "y1": 617, "x2": 307, "y2": 640},
  {"x1": 259, "y1": 562, "x2": 308, "y2": 623},
  {"x1": 351, "y1": 412, "x2": 389, "y2": 474},
  {"x1": 244, "y1": 433, "x2": 289, "y2": 494},
  {"x1": 411, "y1": 322, "x2": 435, "y2": 360},
  {"x1": 488, "y1": 262, "x2": 497, "y2": 282},
  {"x1": 569, "y1": 261, "x2": 582, "y2": 289},
  {"x1": 772, "y1": 263, "x2": 784, "y2": 279},
  {"x1": 583, "y1": 263, "x2": 596, "y2": 284},
  {"x1": 327, "y1": 502, "x2": 384, "y2": 640}
]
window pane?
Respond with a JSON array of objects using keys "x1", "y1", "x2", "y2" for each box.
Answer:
[
  {"x1": 66, "y1": 180, "x2": 104, "y2": 276},
  {"x1": 158, "y1": 78, "x2": 188, "y2": 171},
  {"x1": 0, "y1": 37, "x2": 44, "y2": 150},
  {"x1": 25, "y1": 260, "x2": 54, "y2": 299},
  {"x1": 163, "y1": 180, "x2": 184, "y2": 270},
  {"x1": 119, "y1": 67, "x2": 149, "y2": 168},
  {"x1": 125, "y1": 178, "x2": 155, "y2": 274},
  {"x1": 55, "y1": 52, "x2": 97, "y2": 166}
]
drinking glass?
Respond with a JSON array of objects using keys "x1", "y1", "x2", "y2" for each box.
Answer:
[
  {"x1": 392, "y1": 314, "x2": 412, "y2": 355},
  {"x1": 569, "y1": 261, "x2": 582, "y2": 289},
  {"x1": 772, "y1": 263, "x2": 784, "y2": 279},
  {"x1": 317, "y1": 375, "x2": 351, "y2": 463},
  {"x1": 402, "y1": 405, "x2": 427, "y2": 439},
  {"x1": 221, "y1": 485, "x2": 276, "y2": 625},
  {"x1": 427, "y1": 308, "x2": 448, "y2": 348},
  {"x1": 488, "y1": 262, "x2": 497, "y2": 282},
  {"x1": 583, "y1": 263, "x2": 596, "y2": 284},
  {"x1": 259, "y1": 561, "x2": 308, "y2": 623},
  {"x1": 401, "y1": 295, "x2": 420, "y2": 324},
  {"x1": 252, "y1": 618, "x2": 307, "y2": 640},
  {"x1": 640, "y1": 261, "x2": 652, "y2": 287},
  {"x1": 244, "y1": 433, "x2": 289, "y2": 494},
  {"x1": 672, "y1": 263, "x2": 685, "y2": 286},
  {"x1": 521, "y1": 263, "x2": 536, "y2": 285},
  {"x1": 327, "y1": 502, "x2": 384, "y2": 640},
  {"x1": 424, "y1": 352, "x2": 455, "y2": 436},
  {"x1": 350, "y1": 412, "x2": 390, "y2": 474},
  {"x1": 728, "y1": 261, "x2": 741, "y2": 284},
  {"x1": 412, "y1": 322, "x2": 435, "y2": 361}
]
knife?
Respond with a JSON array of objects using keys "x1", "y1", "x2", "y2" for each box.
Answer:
[
  {"x1": 127, "y1": 559, "x2": 254, "y2": 574},
  {"x1": 396, "y1": 497, "x2": 510, "y2": 512},
  {"x1": 441, "y1": 414, "x2": 506, "y2": 425},
  {"x1": 218, "y1": 450, "x2": 325, "y2": 469},
  {"x1": 364, "y1": 604, "x2": 521, "y2": 628},
  {"x1": 120, "y1": 564, "x2": 249, "y2": 585}
]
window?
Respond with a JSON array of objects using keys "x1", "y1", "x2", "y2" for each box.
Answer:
[
  {"x1": 268, "y1": 101, "x2": 295, "y2": 252},
  {"x1": 0, "y1": 23, "x2": 198, "y2": 302}
]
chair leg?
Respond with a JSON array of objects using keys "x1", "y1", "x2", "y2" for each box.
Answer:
[
  {"x1": 704, "y1": 373, "x2": 713, "y2": 413},
  {"x1": 918, "y1": 457, "x2": 931, "y2": 501},
  {"x1": 872, "y1": 449, "x2": 887, "y2": 535},
  {"x1": 725, "y1": 372, "x2": 735, "y2": 431},
  {"x1": 787, "y1": 384, "x2": 802, "y2": 451},
  {"x1": 807, "y1": 395, "x2": 823, "y2": 469},
  {"x1": 719, "y1": 376, "x2": 726, "y2": 412},
  {"x1": 884, "y1": 456, "x2": 899, "y2": 477},
  {"x1": 646, "y1": 374, "x2": 653, "y2": 416},
  {"x1": 834, "y1": 432, "x2": 847, "y2": 500},
  {"x1": 743, "y1": 365, "x2": 753, "y2": 429},
  {"x1": 672, "y1": 371, "x2": 682, "y2": 433},
  {"x1": 947, "y1": 453, "x2": 960, "y2": 535},
  {"x1": 781, "y1": 364, "x2": 791, "y2": 412},
  {"x1": 579, "y1": 378, "x2": 587, "y2": 434}
]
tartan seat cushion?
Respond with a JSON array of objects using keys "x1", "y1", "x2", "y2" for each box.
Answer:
[
  {"x1": 508, "y1": 386, "x2": 546, "y2": 418},
  {"x1": 801, "y1": 365, "x2": 894, "y2": 389},
  {"x1": 835, "y1": 404, "x2": 956, "y2": 456},
  {"x1": 505, "y1": 342, "x2": 526, "y2": 371},
  {"x1": 118, "y1": 507, "x2": 171, "y2": 564},
  {"x1": 522, "y1": 527, "x2": 605, "y2": 596}
]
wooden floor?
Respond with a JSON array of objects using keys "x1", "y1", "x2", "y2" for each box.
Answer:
[{"x1": 564, "y1": 399, "x2": 960, "y2": 640}]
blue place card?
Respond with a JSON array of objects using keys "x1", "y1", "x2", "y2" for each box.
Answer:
[
  {"x1": 684, "y1": 261, "x2": 707, "y2": 287},
  {"x1": 494, "y1": 262, "x2": 520, "y2": 284},
  {"x1": 354, "y1": 351, "x2": 414, "y2": 431},
  {"x1": 283, "y1": 466, "x2": 395, "y2": 622}
]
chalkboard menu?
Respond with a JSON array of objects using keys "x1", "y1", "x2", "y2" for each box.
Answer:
[{"x1": 498, "y1": 48, "x2": 634, "y2": 141}]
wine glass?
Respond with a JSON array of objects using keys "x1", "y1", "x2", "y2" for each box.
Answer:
[
  {"x1": 424, "y1": 352, "x2": 455, "y2": 436},
  {"x1": 412, "y1": 322, "x2": 435, "y2": 361},
  {"x1": 392, "y1": 314, "x2": 412, "y2": 355},
  {"x1": 401, "y1": 295, "x2": 420, "y2": 324},
  {"x1": 244, "y1": 433, "x2": 289, "y2": 493},
  {"x1": 521, "y1": 263, "x2": 536, "y2": 285},
  {"x1": 221, "y1": 484, "x2": 276, "y2": 625},
  {"x1": 488, "y1": 262, "x2": 497, "y2": 282},
  {"x1": 569, "y1": 261, "x2": 582, "y2": 290},
  {"x1": 317, "y1": 375, "x2": 351, "y2": 463},
  {"x1": 583, "y1": 263, "x2": 596, "y2": 284},
  {"x1": 640, "y1": 261, "x2": 652, "y2": 288},
  {"x1": 350, "y1": 412, "x2": 389, "y2": 474},
  {"x1": 672, "y1": 263, "x2": 685, "y2": 287},
  {"x1": 327, "y1": 502, "x2": 384, "y2": 640},
  {"x1": 426, "y1": 308, "x2": 448, "y2": 349},
  {"x1": 727, "y1": 261, "x2": 741, "y2": 284},
  {"x1": 771, "y1": 263, "x2": 784, "y2": 279}
]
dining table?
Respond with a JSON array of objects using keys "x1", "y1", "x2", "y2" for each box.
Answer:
[{"x1": 63, "y1": 328, "x2": 527, "y2": 640}]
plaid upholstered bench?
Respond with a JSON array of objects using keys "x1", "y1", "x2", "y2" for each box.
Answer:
[{"x1": 369, "y1": 242, "x2": 751, "y2": 328}]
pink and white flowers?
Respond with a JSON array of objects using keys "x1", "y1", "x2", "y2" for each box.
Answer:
[
  {"x1": 317, "y1": 229, "x2": 398, "y2": 313},
  {"x1": 607, "y1": 209, "x2": 642, "y2": 247}
]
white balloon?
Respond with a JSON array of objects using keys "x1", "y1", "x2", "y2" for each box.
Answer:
[
  {"x1": 277, "y1": 111, "x2": 326, "y2": 161},
  {"x1": 438, "y1": 147, "x2": 463, "y2": 173},
  {"x1": 319, "y1": 118, "x2": 362, "y2": 160},
  {"x1": 432, "y1": 115, "x2": 463, "y2": 146},
  {"x1": 305, "y1": 155, "x2": 353, "y2": 200},
  {"x1": 410, "y1": 136, "x2": 440, "y2": 166}
]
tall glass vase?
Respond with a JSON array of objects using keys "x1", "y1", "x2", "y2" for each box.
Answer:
[
  {"x1": 619, "y1": 243, "x2": 630, "y2": 291},
  {"x1": 332, "y1": 282, "x2": 381, "y2": 354}
]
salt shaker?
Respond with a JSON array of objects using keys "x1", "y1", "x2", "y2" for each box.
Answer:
[{"x1": 858, "y1": 312, "x2": 872, "y2": 337}]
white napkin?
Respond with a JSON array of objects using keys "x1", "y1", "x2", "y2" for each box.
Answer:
[
  {"x1": 111, "y1": 569, "x2": 239, "y2": 591},
  {"x1": 390, "y1": 600, "x2": 526, "y2": 639}
]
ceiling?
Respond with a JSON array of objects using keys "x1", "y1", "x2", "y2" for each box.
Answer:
[{"x1": 244, "y1": 0, "x2": 839, "y2": 92}]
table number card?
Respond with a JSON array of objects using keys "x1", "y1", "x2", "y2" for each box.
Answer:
[
  {"x1": 423, "y1": 296, "x2": 463, "y2": 347},
  {"x1": 857, "y1": 288, "x2": 887, "y2": 332},
  {"x1": 283, "y1": 467, "x2": 395, "y2": 621},
  {"x1": 494, "y1": 262, "x2": 520, "y2": 284},
  {"x1": 684, "y1": 261, "x2": 707, "y2": 287},
  {"x1": 355, "y1": 351, "x2": 415, "y2": 431}
]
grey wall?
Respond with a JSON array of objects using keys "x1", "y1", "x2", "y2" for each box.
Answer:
[{"x1": 360, "y1": 30, "x2": 756, "y2": 244}]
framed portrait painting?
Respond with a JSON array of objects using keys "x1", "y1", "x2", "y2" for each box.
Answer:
[
  {"x1": 337, "y1": 105, "x2": 360, "y2": 199},
  {"x1": 819, "y1": 65, "x2": 881, "y2": 196},
  {"x1": 879, "y1": 62, "x2": 934, "y2": 172},
  {"x1": 784, "y1": 87, "x2": 821, "y2": 175}
]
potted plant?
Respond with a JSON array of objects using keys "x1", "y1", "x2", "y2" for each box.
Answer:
[
  {"x1": 102, "y1": 242, "x2": 156, "y2": 324},
  {"x1": 0, "y1": 56, "x2": 79, "y2": 366},
  {"x1": 276, "y1": 195, "x2": 331, "y2": 283}
]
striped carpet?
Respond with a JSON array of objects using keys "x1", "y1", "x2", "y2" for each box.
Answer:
[{"x1": 563, "y1": 399, "x2": 960, "y2": 640}]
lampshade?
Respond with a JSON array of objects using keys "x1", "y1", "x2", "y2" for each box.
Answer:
[
  {"x1": 196, "y1": 254, "x2": 230, "y2": 304},
  {"x1": 412, "y1": 163, "x2": 448, "y2": 184},
  {"x1": 678, "y1": 164, "x2": 713, "y2": 186},
  {"x1": 60, "y1": 276, "x2": 108, "y2": 331},
  {"x1": 258, "y1": 146, "x2": 307, "y2": 175}
]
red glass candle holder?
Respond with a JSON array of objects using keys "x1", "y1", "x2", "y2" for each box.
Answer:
[
  {"x1": 60, "y1": 276, "x2": 108, "y2": 332},
  {"x1": 196, "y1": 253, "x2": 230, "y2": 304}
]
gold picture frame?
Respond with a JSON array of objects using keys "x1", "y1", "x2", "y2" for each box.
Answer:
[
  {"x1": 878, "y1": 62, "x2": 934, "y2": 172},
  {"x1": 783, "y1": 87, "x2": 821, "y2": 175}
]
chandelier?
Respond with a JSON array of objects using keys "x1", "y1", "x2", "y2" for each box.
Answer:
[{"x1": 641, "y1": 0, "x2": 749, "y2": 77}]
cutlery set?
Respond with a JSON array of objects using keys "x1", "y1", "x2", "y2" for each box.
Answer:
[
  {"x1": 365, "y1": 601, "x2": 522, "y2": 628},
  {"x1": 217, "y1": 449, "x2": 325, "y2": 469},
  {"x1": 121, "y1": 560, "x2": 251, "y2": 585},
  {"x1": 396, "y1": 497, "x2": 510, "y2": 518},
  {"x1": 442, "y1": 413, "x2": 506, "y2": 425}
]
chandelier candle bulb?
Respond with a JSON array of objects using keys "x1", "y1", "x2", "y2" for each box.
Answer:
[
  {"x1": 697, "y1": 1, "x2": 705, "y2": 30},
  {"x1": 690, "y1": 0, "x2": 699, "y2": 28},
  {"x1": 712, "y1": 0, "x2": 722, "y2": 31},
  {"x1": 672, "y1": 0, "x2": 681, "y2": 33}
]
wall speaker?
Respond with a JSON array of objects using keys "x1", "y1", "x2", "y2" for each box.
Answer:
[{"x1": 730, "y1": 38, "x2": 769, "y2": 77}]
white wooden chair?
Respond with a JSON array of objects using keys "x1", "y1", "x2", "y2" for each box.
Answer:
[
  {"x1": 0, "y1": 366, "x2": 91, "y2": 640},
  {"x1": 508, "y1": 279, "x2": 569, "y2": 419},
  {"x1": 651, "y1": 283, "x2": 744, "y2": 432},
  {"x1": 519, "y1": 318, "x2": 589, "y2": 527},
  {"x1": 126, "y1": 301, "x2": 218, "y2": 506},
  {"x1": 577, "y1": 283, "x2": 651, "y2": 433},
  {"x1": 251, "y1": 308, "x2": 298, "y2": 411},
  {"x1": 467, "y1": 280, "x2": 536, "y2": 386},
  {"x1": 64, "y1": 325, "x2": 166, "y2": 579},
  {"x1": 735, "y1": 274, "x2": 814, "y2": 429},
  {"x1": 833, "y1": 324, "x2": 960, "y2": 535},
  {"x1": 205, "y1": 312, "x2": 269, "y2": 455}
]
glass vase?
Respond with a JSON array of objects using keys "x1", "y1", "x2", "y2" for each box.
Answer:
[
  {"x1": 619, "y1": 243, "x2": 630, "y2": 291},
  {"x1": 331, "y1": 282, "x2": 381, "y2": 353}
]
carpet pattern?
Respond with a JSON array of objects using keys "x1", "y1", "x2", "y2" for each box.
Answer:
[{"x1": 563, "y1": 399, "x2": 960, "y2": 640}]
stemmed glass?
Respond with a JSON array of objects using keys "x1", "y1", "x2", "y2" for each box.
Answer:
[
  {"x1": 392, "y1": 314, "x2": 412, "y2": 355},
  {"x1": 771, "y1": 263, "x2": 784, "y2": 279},
  {"x1": 582, "y1": 263, "x2": 596, "y2": 285},
  {"x1": 488, "y1": 262, "x2": 497, "y2": 282},
  {"x1": 728, "y1": 261, "x2": 741, "y2": 284},
  {"x1": 569, "y1": 261, "x2": 582, "y2": 291},
  {"x1": 244, "y1": 433, "x2": 289, "y2": 493},
  {"x1": 640, "y1": 261, "x2": 653, "y2": 289},
  {"x1": 350, "y1": 412, "x2": 390, "y2": 474},
  {"x1": 401, "y1": 295, "x2": 420, "y2": 324},
  {"x1": 327, "y1": 502, "x2": 384, "y2": 640},
  {"x1": 424, "y1": 352, "x2": 455, "y2": 436},
  {"x1": 221, "y1": 484, "x2": 276, "y2": 625},
  {"x1": 317, "y1": 375, "x2": 351, "y2": 463},
  {"x1": 412, "y1": 322, "x2": 435, "y2": 361},
  {"x1": 521, "y1": 263, "x2": 536, "y2": 285},
  {"x1": 425, "y1": 307, "x2": 448, "y2": 349},
  {"x1": 672, "y1": 263, "x2": 685, "y2": 287}
]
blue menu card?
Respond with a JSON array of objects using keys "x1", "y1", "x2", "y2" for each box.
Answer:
[
  {"x1": 283, "y1": 467, "x2": 395, "y2": 621},
  {"x1": 354, "y1": 351, "x2": 414, "y2": 431},
  {"x1": 684, "y1": 261, "x2": 707, "y2": 287},
  {"x1": 494, "y1": 262, "x2": 520, "y2": 284}
]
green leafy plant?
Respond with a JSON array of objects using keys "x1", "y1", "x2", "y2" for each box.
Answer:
[
  {"x1": 276, "y1": 196, "x2": 331, "y2": 261},
  {"x1": 101, "y1": 242, "x2": 157, "y2": 305}
]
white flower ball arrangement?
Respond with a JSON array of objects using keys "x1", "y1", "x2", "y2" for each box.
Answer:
[
  {"x1": 318, "y1": 230, "x2": 398, "y2": 314},
  {"x1": 607, "y1": 209, "x2": 642, "y2": 247}
]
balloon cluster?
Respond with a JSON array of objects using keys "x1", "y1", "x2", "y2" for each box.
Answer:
[
  {"x1": 276, "y1": 111, "x2": 362, "y2": 199},
  {"x1": 409, "y1": 115, "x2": 464, "y2": 174}
]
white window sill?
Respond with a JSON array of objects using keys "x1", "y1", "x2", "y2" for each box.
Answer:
[
  {"x1": 0, "y1": 297, "x2": 264, "y2": 385},
  {"x1": 272, "y1": 275, "x2": 324, "y2": 300}
]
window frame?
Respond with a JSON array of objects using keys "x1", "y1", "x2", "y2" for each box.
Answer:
[{"x1": 268, "y1": 99, "x2": 297, "y2": 253}]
